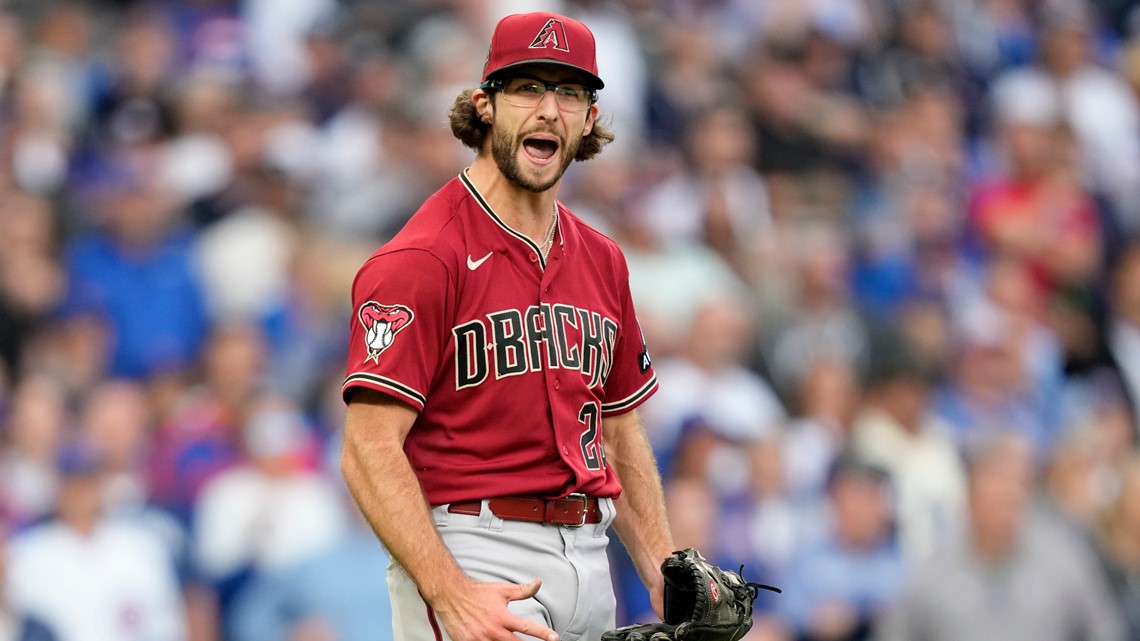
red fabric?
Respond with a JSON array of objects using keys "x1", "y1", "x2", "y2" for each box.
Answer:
[
  {"x1": 343, "y1": 172, "x2": 657, "y2": 504},
  {"x1": 482, "y1": 12, "x2": 604, "y2": 88},
  {"x1": 423, "y1": 598, "x2": 443, "y2": 641},
  {"x1": 969, "y1": 178, "x2": 1099, "y2": 289}
]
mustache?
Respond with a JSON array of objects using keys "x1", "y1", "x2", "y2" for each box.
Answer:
[{"x1": 519, "y1": 126, "x2": 563, "y2": 141}]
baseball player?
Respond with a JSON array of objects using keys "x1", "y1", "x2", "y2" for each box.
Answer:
[{"x1": 340, "y1": 11, "x2": 675, "y2": 641}]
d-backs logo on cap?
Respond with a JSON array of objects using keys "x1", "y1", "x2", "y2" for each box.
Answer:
[
  {"x1": 359, "y1": 301, "x2": 414, "y2": 363},
  {"x1": 529, "y1": 18, "x2": 570, "y2": 52}
]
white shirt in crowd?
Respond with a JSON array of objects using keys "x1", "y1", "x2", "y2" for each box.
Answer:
[
  {"x1": 852, "y1": 408, "x2": 967, "y2": 561},
  {"x1": 5, "y1": 521, "x2": 186, "y2": 641},
  {"x1": 642, "y1": 357, "x2": 786, "y2": 494},
  {"x1": 193, "y1": 467, "x2": 348, "y2": 580}
]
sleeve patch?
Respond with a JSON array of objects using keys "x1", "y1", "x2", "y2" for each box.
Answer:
[
  {"x1": 638, "y1": 325, "x2": 652, "y2": 374},
  {"x1": 358, "y1": 301, "x2": 415, "y2": 363}
]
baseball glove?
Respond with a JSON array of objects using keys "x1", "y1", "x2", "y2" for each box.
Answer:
[{"x1": 602, "y1": 548, "x2": 780, "y2": 641}]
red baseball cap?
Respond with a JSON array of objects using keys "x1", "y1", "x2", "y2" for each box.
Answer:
[{"x1": 482, "y1": 12, "x2": 604, "y2": 89}]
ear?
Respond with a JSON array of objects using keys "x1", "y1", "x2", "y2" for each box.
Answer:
[
  {"x1": 472, "y1": 88, "x2": 494, "y2": 124},
  {"x1": 582, "y1": 102, "x2": 598, "y2": 137}
]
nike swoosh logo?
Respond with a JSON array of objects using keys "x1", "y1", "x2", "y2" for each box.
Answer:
[{"x1": 467, "y1": 251, "x2": 493, "y2": 271}]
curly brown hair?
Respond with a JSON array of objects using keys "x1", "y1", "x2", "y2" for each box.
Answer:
[{"x1": 447, "y1": 88, "x2": 614, "y2": 162}]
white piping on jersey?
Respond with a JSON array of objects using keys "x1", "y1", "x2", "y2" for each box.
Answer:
[
  {"x1": 601, "y1": 374, "x2": 659, "y2": 414},
  {"x1": 459, "y1": 169, "x2": 560, "y2": 270},
  {"x1": 342, "y1": 372, "x2": 427, "y2": 408}
]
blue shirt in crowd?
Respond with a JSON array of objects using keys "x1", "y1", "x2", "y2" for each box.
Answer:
[
  {"x1": 778, "y1": 537, "x2": 905, "y2": 636},
  {"x1": 62, "y1": 229, "x2": 209, "y2": 379}
]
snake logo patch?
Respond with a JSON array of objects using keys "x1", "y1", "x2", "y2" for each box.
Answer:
[{"x1": 359, "y1": 302, "x2": 414, "y2": 363}]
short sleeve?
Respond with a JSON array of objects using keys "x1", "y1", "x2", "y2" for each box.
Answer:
[
  {"x1": 600, "y1": 257, "x2": 658, "y2": 416},
  {"x1": 343, "y1": 249, "x2": 452, "y2": 411}
]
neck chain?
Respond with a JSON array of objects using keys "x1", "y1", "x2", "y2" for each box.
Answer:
[{"x1": 540, "y1": 206, "x2": 559, "y2": 260}]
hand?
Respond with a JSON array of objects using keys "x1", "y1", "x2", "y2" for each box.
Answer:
[{"x1": 432, "y1": 577, "x2": 559, "y2": 641}]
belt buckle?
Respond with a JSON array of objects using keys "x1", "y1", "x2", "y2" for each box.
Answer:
[{"x1": 565, "y1": 492, "x2": 588, "y2": 528}]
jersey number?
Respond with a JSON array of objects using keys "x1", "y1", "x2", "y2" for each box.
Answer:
[{"x1": 578, "y1": 402, "x2": 605, "y2": 471}]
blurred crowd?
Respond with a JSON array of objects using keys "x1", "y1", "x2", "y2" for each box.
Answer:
[{"x1": 5, "y1": 0, "x2": 1140, "y2": 640}]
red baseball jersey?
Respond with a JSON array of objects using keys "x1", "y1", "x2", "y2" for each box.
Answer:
[{"x1": 343, "y1": 170, "x2": 658, "y2": 504}]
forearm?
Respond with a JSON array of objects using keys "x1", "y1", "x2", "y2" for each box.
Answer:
[
  {"x1": 341, "y1": 393, "x2": 560, "y2": 641},
  {"x1": 605, "y1": 411, "x2": 675, "y2": 590},
  {"x1": 340, "y1": 405, "x2": 464, "y2": 603}
]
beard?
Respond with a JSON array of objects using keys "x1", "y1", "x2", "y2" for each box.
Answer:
[{"x1": 490, "y1": 121, "x2": 581, "y2": 193}]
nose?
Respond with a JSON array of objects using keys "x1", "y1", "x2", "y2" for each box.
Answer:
[{"x1": 534, "y1": 89, "x2": 560, "y2": 121}]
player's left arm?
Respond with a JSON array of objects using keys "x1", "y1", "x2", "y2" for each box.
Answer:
[{"x1": 604, "y1": 409, "x2": 675, "y2": 621}]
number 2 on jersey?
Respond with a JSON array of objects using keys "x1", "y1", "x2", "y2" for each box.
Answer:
[{"x1": 578, "y1": 402, "x2": 605, "y2": 470}]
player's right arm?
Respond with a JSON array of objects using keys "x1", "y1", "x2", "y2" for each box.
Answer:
[
  {"x1": 342, "y1": 247, "x2": 558, "y2": 641},
  {"x1": 341, "y1": 388, "x2": 559, "y2": 641}
]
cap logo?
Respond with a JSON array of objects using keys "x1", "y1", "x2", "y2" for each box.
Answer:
[{"x1": 529, "y1": 18, "x2": 570, "y2": 52}]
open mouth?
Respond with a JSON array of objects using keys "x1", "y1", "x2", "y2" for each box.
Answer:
[{"x1": 522, "y1": 136, "x2": 559, "y2": 163}]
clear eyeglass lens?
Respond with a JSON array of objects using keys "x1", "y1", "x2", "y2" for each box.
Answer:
[{"x1": 502, "y1": 79, "x2": 589, "y2": 111}]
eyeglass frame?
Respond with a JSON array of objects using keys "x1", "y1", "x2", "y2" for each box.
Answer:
[{"x1": 479, "y1": 76, "x2": 598, "y2": 112}]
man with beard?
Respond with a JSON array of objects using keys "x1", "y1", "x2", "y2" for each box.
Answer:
[{"x1": 339, "y1": 12, "x2": 673, "y2": 641}]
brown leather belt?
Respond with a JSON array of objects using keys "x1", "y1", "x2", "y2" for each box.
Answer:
[{"x1": 447, "y1": 494, "x2": 602, "y2": 527}]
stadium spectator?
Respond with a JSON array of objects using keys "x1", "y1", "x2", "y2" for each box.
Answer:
[
  {"x1": 778, "y1": 455, "x2": 904, "y2": 641},
  {"x1": 1104, "y1": 242, "x2": 1140, "y2": 441},
  {"x1": 5, "y1": 440, "x2": 186, "y2": 641},
  {"x1": 621, "y1": 222, "x2": 751, "y2": 357},
  {"x1": 875, "y1": 433, "x2": 1123, "y2": 641},
  {"x1": 0, "y1": 191, "x2": 63, "y2": 381},
  {"x1": 0, "y1": 1, "x2": 1139, "y2": 636},
  {"x1": 60, "y1": 159, "x2": 209, "y2": 380},
  {"x1": 932, "y1": 302, "x2": 1054, "y2": 455},
  {"x1": 1042, "y1": 423, "x2": 1114, "y2": 543},
  {"x1": 227, "y1": 498, "x2": 392, "y2": 641},
  {"x1": 857, "y1": 1, "x2": 978, "y2": 114},
  {"x1": 988, "y1": 4, "x2": 1140, "y2": 231},
  {"x1": 0, "y1": 508, "x2": 59, "y2": 641},
  {"x1": 969, "y1": 72, "x2": 1103, "y2": 301},
  {"x1": 761, "y1": 222, "x2": 871, "y2": 402},
  {"x1": 1095, "y1": 454, "x2": 1140, "y2": 639},
  {"x1": 146, "y1": 323, "x2": 264, "y2": 524},
  {"x1": 850, "y1": 334, "x2": 966, "y2": 562},
  {"x1": 78, "y1": 379, "x2": 186, "y2": 568},
  {"x1": 640, "y1": 294, "x2": 786, "y2": 485},
  {"x1": 0, "y1": 375, "x2": 67, "y2": 530},
  {"x1": 191, "y1": 398, "x2": 347, "y2": 623},
  {"x1": 783, "y1": 358, "x2": 861, "y2": 502},
  {"x1": 79, "y1": 380, "x2": 149, "y2": 510},
  {"x1": 632, "y1": 104, "x2": 773, "y2": 274},
  {"x1": 732, "y1": 434, "x2": 806, "y2": 591}
]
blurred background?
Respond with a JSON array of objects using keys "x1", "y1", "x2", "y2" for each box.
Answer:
[{"x1": 3, "y1": 0, "x2": 1140, "y2": 639}]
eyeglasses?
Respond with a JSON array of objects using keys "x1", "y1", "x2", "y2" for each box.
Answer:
[{"x1": 481, "y1": 77, "x2": 596, "y2": 112}]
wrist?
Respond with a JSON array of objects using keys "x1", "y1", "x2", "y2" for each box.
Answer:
[
  {"x1": 643, "y1": 547, "x2": 674, "y2": 577},
  {"x1": 418, "y1": 566, "x2": 469, "y2": 605}
]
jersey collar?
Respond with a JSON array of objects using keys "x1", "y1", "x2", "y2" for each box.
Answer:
[{"x1": 459, "y1": 169, "x2": 563, "y2": 269}]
